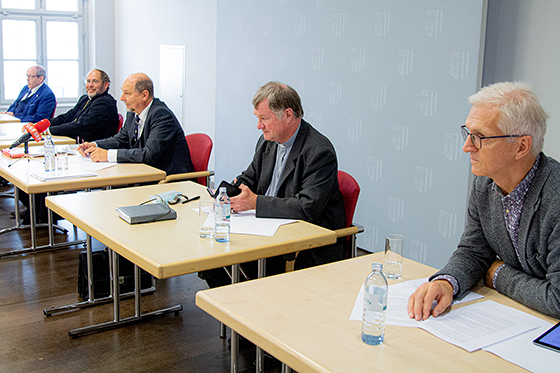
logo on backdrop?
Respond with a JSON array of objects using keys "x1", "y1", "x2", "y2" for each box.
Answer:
[
  {"x1": 294, "y1": 14, "x2": 307, "y2": 36},
  {"x1": 276, "y1": 46, "x2": 288, "y2": 67},
  {"x1": 351, "y1": 48, "x2": 366, "y2": 73},
  {"x1": 245, "y1": 46, "x2": 256, "y2": 65},
  {"x1": 348, "y1": 118, "x2": 362, "y2": 143},
  {"x1": 425, "y1": 10, "x2": 444, "y2": 37},
  {"x1": 331, "y1": 13, "x2": 345, "y2": 37},
  {"x1": 444, "y1": 133, "x2": 463, "y2": 161},
  {"x1": 329, "y1": 81, "x2": 343, "y2": 105},
  {"x1": 450, "y1": 51, "x2": 470, "y2": 80},
  {"x1": 307, "y1": 111, "x2": 322, "y2": 131},
  {"x1": 389, "y1": 197, "x2": 405, "y2": 223},
  {"x1": 438, "y1": 210, "x2": 458, "y2": 238},
  {"x1": 367, "y1": 156, "x2": 383, "y2": 182},
  {"x1": 374, "y1": 12, "x2": 390, "y2": 37},
  {"x1": 361, "y1": 224, "x2": 377, "y2": 251},
  {"x1": 392, "y1": 125, "x2": 409, "y2": 151},
  {"x1": 371, "y1": 85, "x2": 387, "y2": 110},
  {"x1": 261, "y1": 16, "x2": 272, "y2": 36},
  {"x1": 311, "y1": 47, "x2": 324, "y2": 70},
  {"x1": 409, "y1": 240, "x2": 428, "y2": 263},
  {"x1": 397, "y1": 49, "x2": 414, "y2": 76},
  {"x1": 420, "y1": 90, "x2": 438, "y2": 117},
  {"x1": 415, "y1": 167, "x2": 433, "y2": 194}
]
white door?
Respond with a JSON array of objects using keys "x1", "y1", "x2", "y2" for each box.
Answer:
[{"x1": 159, "y1": 45, "x2": 185, "y2": 129}]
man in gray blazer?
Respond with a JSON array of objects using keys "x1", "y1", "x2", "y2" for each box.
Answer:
[
  {"x1": 78, "y1": 73, "x2": 193, "y2": 175},
  {"x1": 408, "y1": 82, "x2": 560, "y2": 319},
  {"x1": 201, "y1": 81, "x2": 345, "y2": 288}
]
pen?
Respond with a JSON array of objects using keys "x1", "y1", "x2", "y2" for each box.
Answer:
[{"x1": 182, "y1": 195, "x2": 200, "y2": 204}]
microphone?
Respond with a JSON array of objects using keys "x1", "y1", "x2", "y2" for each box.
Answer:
[{"x1": 9, "y1": 119, "x2": 51, "y2": 149}]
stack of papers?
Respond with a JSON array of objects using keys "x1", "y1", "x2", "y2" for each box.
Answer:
[
  {"x1": 198, "y1": 208, "x2": 296, "y2": 236},
  {"x1": 350, "y1": 278, "x2": 560, "y2": 371}
]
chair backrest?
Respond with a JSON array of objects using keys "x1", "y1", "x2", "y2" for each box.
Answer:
[
  {"x1": 51, "y1": 102, "x2": 57, "y2": 119},
  {"x1": 117, "y1": 114, "x2": 124, "y2": 131},
  {"x1": 338, "y1": 170, "x2": 360, "y2": 228},
  {"x1": 186, "y1": 133, "x2": 213, "y2": 186}
]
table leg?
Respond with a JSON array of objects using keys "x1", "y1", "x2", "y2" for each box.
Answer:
[
  {"x1": 255, "y1": 258, "x2": 266, "y2": 373},
  {"x1": 230, "y1": 263, "x2": 240, "y2": 373},
  {"x1": 67, "y1": 250, "x2": 182, "y2": 338},
  {"x1": 29, "y1": 192, "x2": 37, "y2": 251}
]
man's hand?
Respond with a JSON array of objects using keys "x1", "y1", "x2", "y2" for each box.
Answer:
[
  {"x1": 485, "y1": 260, "x2": 504, "y2": 289},
  {"x1": 78, "y1": 141, "x2": 96, "y2": 157},
  {"x1": 230, "y1": 184, "x2": 257, "y2": 213},
  {"x1": 86, "y1": 147, "x2": 108, "y2": 162},
  {"x1": 0, "y1": 111, "x2": 14, "y2": 116},
  {"x1": 407, "y1": 280, "x2": 453, "y2": 321}
]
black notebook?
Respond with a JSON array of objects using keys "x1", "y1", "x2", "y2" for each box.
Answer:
[{"x1": 116, "y1": 203, "x2": 177, "y2": 224}]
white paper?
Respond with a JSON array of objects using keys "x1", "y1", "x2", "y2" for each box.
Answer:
[
  {"x1": 199, "y1": 208, "x2": 296, "y2": 236},
  {"x1": 31, "y1": 168, "x2": 97, "y2": 181},
  {"x1": 483, "y1": 323, "x2": 560, "y2": 372},
  {"x1": 69, "y1": 155, "x2": 116, "y2": 171},
  {"x1": 350, "y1": 278, "x2": 483, "y2": 327},
  {"x1": 418, "y1": 300, "x2": 541, "y2": 352}
]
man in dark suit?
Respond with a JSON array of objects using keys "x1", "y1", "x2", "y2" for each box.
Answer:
[
  {"x1": 1, "y1": 65, "x2": 56, "y2": 123},
  {"x1": 201, "y1": 81, "x2": 345, "y2": 288},
  {"x1": 49, "y1": 68, "x2": 119, "y2": 142},
  {"x1": 78, "y1": 73, "x2": 194, "y2": 175}
]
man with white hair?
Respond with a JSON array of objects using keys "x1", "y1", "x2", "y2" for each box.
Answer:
[{"x1": 408, "y1": 82, "x2": 560, "y2": 319}]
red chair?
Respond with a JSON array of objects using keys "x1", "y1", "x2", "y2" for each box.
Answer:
[
  {"x1": 285, "y1": 170, "x2": 362, "y2": 271},
  {"x1": 186, "y1": 133, "x2": 213, "y2": 186},
  {"x1": 159, "y1": 133, "x2": 214, "y2": 186},
  {"x1": 337, "y1": 170, "x2": 362, "y2": 258},
  {"x1": 117, "y1": 114, "x2": 124, "y2": 132}
]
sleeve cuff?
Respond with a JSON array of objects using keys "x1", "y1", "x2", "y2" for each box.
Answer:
[
  {"x1": 431, "y1": 275, "x2": 459, "y2": 295},
  {"x1": 107, "y1": 149, "x2": 118, "y2": 163}
]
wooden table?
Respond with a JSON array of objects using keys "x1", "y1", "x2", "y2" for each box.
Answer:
[
  {"x1": 0, "y1": 154, "x2": 166, "y2": 256},
  {"x1": 0, "y1": 113, "x2": 21, "y2": 123},
  {"x1": 196, "y1": 252, "x2": 558, "y2": 373},
  {"x1": 0, "y1": 122, "x2": 74, "y2": 149},
  {"x1": 45, "y1": 181, "x2": 337, "y2": 337}
]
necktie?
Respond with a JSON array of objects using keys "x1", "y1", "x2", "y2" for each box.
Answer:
[
  {"x1": 24, "y1": 88, "x2": 33, "y2": 100},
  {"x1": 133, "y1": 115, "x2": 140, "y2": 142}
]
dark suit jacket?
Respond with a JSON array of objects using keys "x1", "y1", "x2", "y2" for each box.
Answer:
[
  {"x1": 49, "y1": 92, "x2": 119, "y2": 142},
  {"x1": 432, "y1": 154, "x2": 560, "y2": 318},
  {"x1": 237, "y1": 119, "x2": 346, "y2": 270},
  {"x1": 8, "y1": 84, "x2": 56, "y2": 123},
  {"x1": 95, "y1": 98, "x2": 194, "y2": 175}
]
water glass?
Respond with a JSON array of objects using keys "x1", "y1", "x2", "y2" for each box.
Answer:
[
  {"x1": 57, "y1": 150, "x2": 69, "y2": 171},
  {"x1": 198, "y1": 200, "x2": 214, "y2": 238},
  {"x1": 384, "y1": 234, "x2": 404, "y2": 279}
]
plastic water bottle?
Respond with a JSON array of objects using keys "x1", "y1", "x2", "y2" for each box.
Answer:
[
  {"x1": 43, "y1": 134, "x2": 55, "y2": 172},
  {"x1": 214, "y1": 187, "x2": 231, "y2": 242},
  {"x1": 361, "y1": 262, "x2": 388, "y2": 345}
]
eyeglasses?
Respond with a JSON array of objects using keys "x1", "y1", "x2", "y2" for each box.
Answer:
[
  {"x1": 84, "y1": 79, "x2": 101, "y2": 85},
  {"x1": 26, "y1": 74, "x2": 38, "y2": 79},
  {"x1": 460, "y1": 125, "x2": 526, "y2": 149}
]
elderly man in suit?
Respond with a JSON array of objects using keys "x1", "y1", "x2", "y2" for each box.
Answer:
[
  {"x1": 78, "y1": 73, "x2": 194, "y2": 175},
  {"x1": 1, "y1": 65, "x2": 56, "y2": 122},
  {"x1": 408, "y1": 82, "x2": 560, "y2": 319},
  {"x1": 201, "y1": 81, "x2": 345, "y2": 288}
]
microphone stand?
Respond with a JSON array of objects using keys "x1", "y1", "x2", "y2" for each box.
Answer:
[{"x1": 8, "y1": 140, "x2": 39, "y2": 167}]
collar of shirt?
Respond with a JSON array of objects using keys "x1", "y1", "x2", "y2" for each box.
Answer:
[{"x1": 135, "y1": 99, "x2": 154, "y2": 138}]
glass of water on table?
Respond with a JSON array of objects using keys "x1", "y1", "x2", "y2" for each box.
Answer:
[{"x1": 384, "y1": 234, "x2": 404, "y2": 279}]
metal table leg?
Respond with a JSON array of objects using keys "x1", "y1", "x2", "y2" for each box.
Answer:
[
  {"x1": 43, "y1": 234, "x2": 156, "y2": 316},
  {"x1": 255, "y1": 258, "x2": 266, "y2": 373},
  {"x1": 230, "y1": 263, "x2": 240, "y2": 373},
  {"x1": 67, "y1": 249, "x2": 182, "y2": 338}
]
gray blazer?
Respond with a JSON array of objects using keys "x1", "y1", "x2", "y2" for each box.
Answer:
[
  {"x1": 432, "y1": 153, "x2": 560, "y2": 318},
  {"x1": 237, "y1": 119, "x2": 346, "y2": 268}
]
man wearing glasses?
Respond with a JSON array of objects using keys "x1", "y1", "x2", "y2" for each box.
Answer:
[
  {"x1": 49, "y1": 68, "x2": 119, "y2": 142},
  {"x1": 408, "y1": 81, "x2": 560, "y2": 319},
  {"x1": 1, "y1": 65, "x2": 56, "y2": 123}
]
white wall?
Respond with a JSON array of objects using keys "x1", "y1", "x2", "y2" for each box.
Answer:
[
  {"x1": 483, "y1": 0, "x2": 560, "y2": 160},
  {"x1": 114, "y1": 0, "x2": 217, "y2": 169}
]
